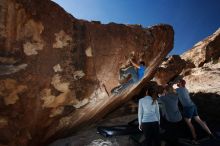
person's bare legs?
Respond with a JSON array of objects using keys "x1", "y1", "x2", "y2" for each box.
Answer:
[
  {"x1": 194, "y1": 116, "x2": 212, "y2": 135},
  {"x1": 184, "y1": 118, "x2": 197, "y2": 140}
]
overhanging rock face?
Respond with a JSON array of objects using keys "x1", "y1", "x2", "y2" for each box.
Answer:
[{"x1": 0, "y1": 0, "x2": 174, "y2": 145}]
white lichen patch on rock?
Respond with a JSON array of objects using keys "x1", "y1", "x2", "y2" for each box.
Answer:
[
  {"x1": 53, "y1": 64, "x2": 63, "y2": 72},
  {"x1": 41, "y1": 74, "x2": 78, "y2": 111},
  {"x1": 89, "y1": 88, "x2": 108, "y2": 104},
  {"x1": 59, "y1": 116, "x2": 72, "y2": 127},
  {"x1": 73, "y1": 70, "x2": 85, "y2": 80},
  {"x1": 85, "y1": 46, "x2": 93, "y2": 57},
  {"x1": 21, "y1": 19, "x2": 44, "y2": 56},
  {"x1": 53, "y1": 30, "x2": 72, "y2": 48},
  {"x1": 73, "y1": 98, "x2": 89, "y2": 109},
  {"x1": 23, "y1": 42, "x2": 44, "y2": 56},
  {"x1": 41, "y1": 89, "x2": 56, "y2": 108},
  {"x1": 51, "y1": 74, "x2": 69, "y2": 92},
  {"x1": 49, "y1": 107, "x2": 64, "y2": 118},
  {"x1": 0, "y1": 79, "x2": 27, "y2": 105},
  {"x1": 0, "y1": 117, "x2": 8, "y2": 128}
]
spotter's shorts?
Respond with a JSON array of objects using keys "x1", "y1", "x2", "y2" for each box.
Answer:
[{"x1": 183, "y1": 105, "x2": 198, "y2": 118}]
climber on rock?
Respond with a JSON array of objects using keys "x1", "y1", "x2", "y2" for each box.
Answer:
[
  {"x1": 130, "y1": 59, "x2": 146, "y2": 80},
  {"x1": 111, "y1": 51, "x2": 147, "y2": 94},
  {"x1": 111, "y1": 61, "x2": 138, "y2": 94}
]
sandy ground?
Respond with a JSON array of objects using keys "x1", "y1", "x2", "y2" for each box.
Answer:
[{"x1": 49, "y1": 114, "x2": 138, "y2": 146}]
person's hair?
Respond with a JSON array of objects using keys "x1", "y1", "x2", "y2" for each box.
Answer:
[
  {"x1": 179, "y1": 79, "x2": 186, "y2": 87},
  {"x1": 164, "y1": 85, "x2": 177, "y2": 95},
  {"x1": 146, "y1": 87, "x2": 158, "y2": 104},
  {"x1": 139, "y1": 61, "x2": 145, "y2": 66}
]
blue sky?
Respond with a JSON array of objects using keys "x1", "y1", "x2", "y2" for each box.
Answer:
[{"x1": 53, "y1": 0, "x2": 220, "y2": 55}]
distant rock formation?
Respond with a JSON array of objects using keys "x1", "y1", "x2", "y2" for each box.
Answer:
[
  {"x1": 0, "y1": 0, "x2": 174, "y2": 145},
  {"x1": 155, "y1": 28, "x2": 220, "y2": 94},
  {"x1": 155, "y1": 28, "x2": 220, "y2": 129},
  {"x1": 181, "y1": 28, "x2": 220, "y2": 67}
]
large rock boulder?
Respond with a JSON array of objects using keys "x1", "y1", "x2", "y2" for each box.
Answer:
[
  {"x1": 0, "y1": 0, "x2": 174, "y2": 145},
  {"x1": 154, "y1": 55, "x2": 187, "y2": 85}
]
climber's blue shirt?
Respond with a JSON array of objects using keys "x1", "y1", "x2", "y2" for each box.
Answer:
[{"x1": 137, "y1": 65, "x2": 146, "y2": 80}]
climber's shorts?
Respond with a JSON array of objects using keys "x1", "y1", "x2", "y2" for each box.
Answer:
[{"x1": 183, "y1": 105, "x2": 198, "y2": 119}]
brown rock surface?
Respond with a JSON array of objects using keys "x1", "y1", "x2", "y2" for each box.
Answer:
[
  {"x1": 183, "y1": 62, "x2": 220, "y2": 94},
  {"x1": 154, "y1": 55, "x2": 187, "y2": 85},
  {"x1": 0, "y1": 0, "x2": 174, "y2": 145},
  {"x1": 181, "y1": 28, "x2": 220, "y2": 67}
]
